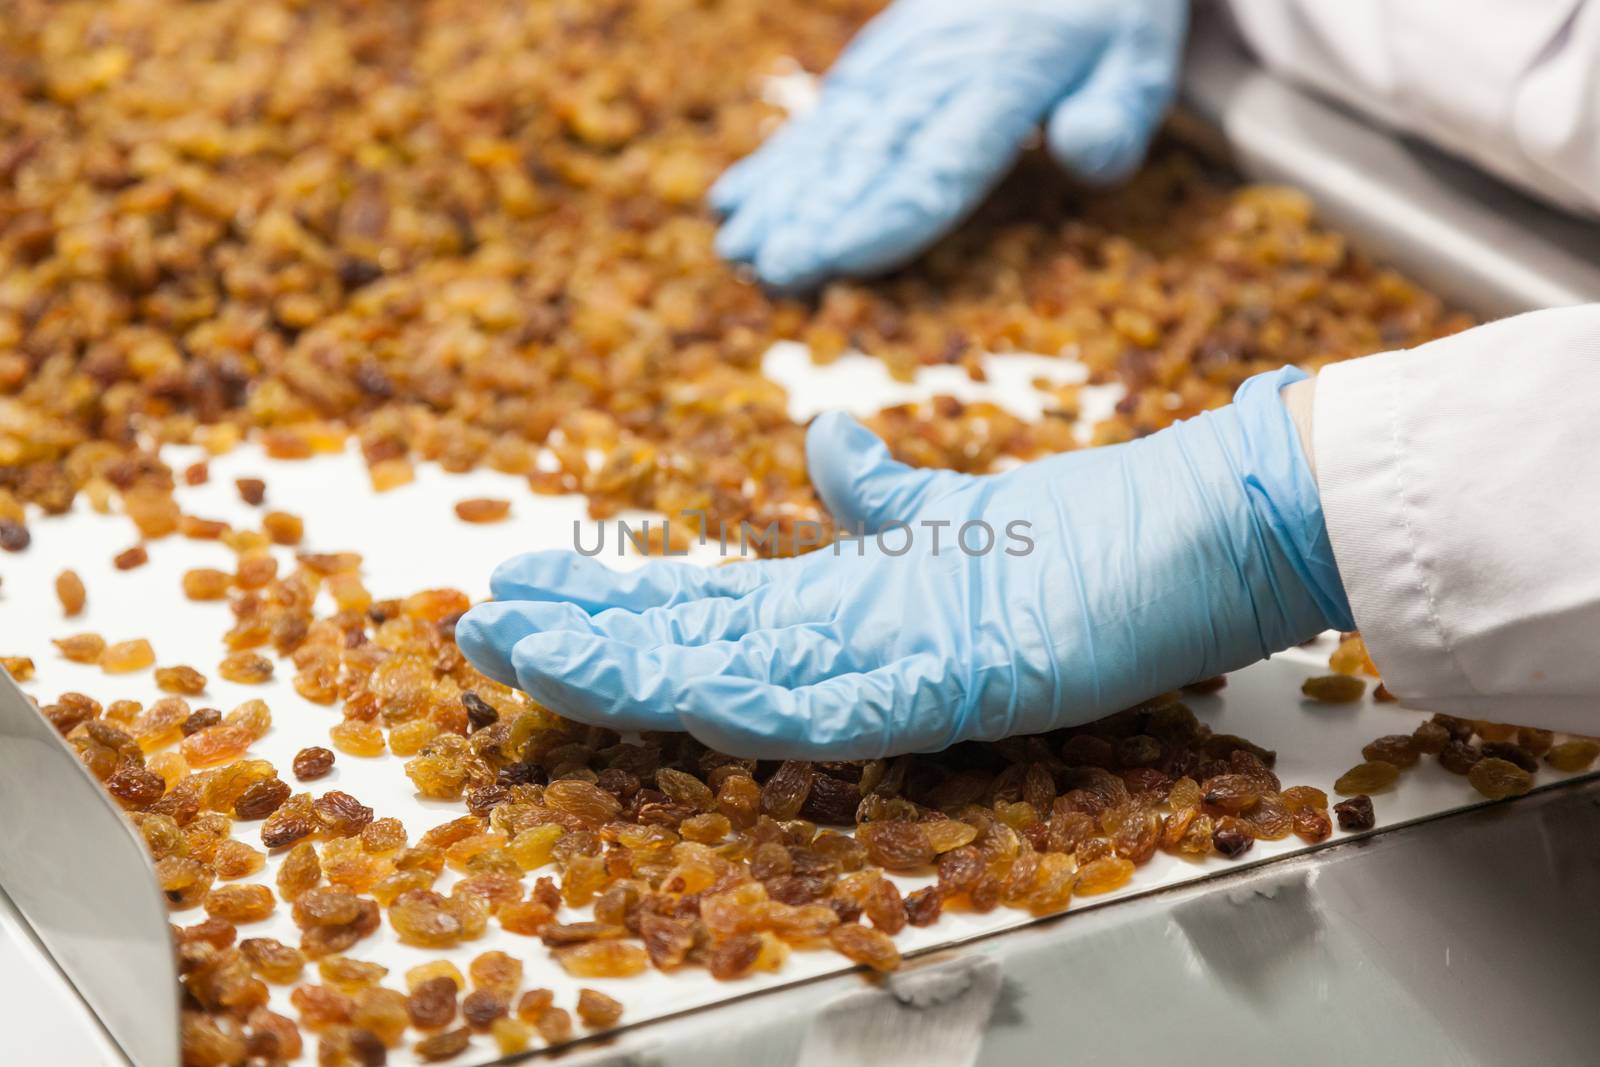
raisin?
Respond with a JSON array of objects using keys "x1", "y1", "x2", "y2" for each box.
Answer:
[
  {"x1": 262, "y1": 794, "x2": 318, "y2": 849},
  {"x1": 462, "y1": 691, "x2": 498, "y2": 731},
  {"x1": 1479, "y1": 742, "x2": 1538, "y2": 773},
  {"x1": 218, "y1": 651, "x2": 273, "y2": 684},
  {"x1": 235, "y1": 778, "x2": 291, "y2": 820},
  {"x1": 55, "y1": 569, "x2": 86, "y2": 616},
  {"x1": 1301, "y1": 674, "x2": 1366, "y2": 704},
  {"x1": 568, "y1": 988, "x2": 622, "y2": 1029},
  {"x1": 1412, "y1": 720, "x2": 1451, "y2": 755},
  {"x1": 535, "y1": 1006, "x2": 573, "y2": 1045},
  {"x1": 408, "y1": 977, "x2": 459, "y2": 1031},
  {"x1": 1333, "y1": 760, "x2": 1399, "y2": 795},
  {"x1": 330, "y1": 720, "x2": 386, "y2": 757},
  {"x1": 414, "y1": 1028, "x2": 471, "y2": 1062},
  {"x1": 827, "y1": 923, "x2": 901, "y2": 971},
  {"x1": 182, "y1": 568, "x2": 232, "y2": 601},
  {"x1": 1333, "y1": 794, "x2": 1376, "y2": 831},
  {"x1": 454, "y1": 498, "x2": 511, "y2": 523},
  {"x1": 904, "y1": 886, "x2": 943, "y2": 926},
  {"x1": 708, "y1": 933, "x2": 762, "y2": 980},
  {"x1": 553, "y1": 941, "x2": 648, "y2": 978},
  {"x1": 1467, "y1": 757, "x2": 1534, "y2": 801},
  {"x1": 113, "y1": 545, "x2": 149, "y2": 570},
  {"x1": 262, "y1": 511, "x2": 304, "y2": 545},
  {"x1": 1438, "y1": 740, "x2": 1482, "y2": 776},
  {"x1": 101, "y1": 638, "x2": 156, "y2": 673},
  {"x1": 205, "y1": 884, "x2": 276, "y2": 923},
  {"x1": 293, "y1": 746, "x2": 336, "y2": 781},
  {"x1": 856, "y1": 821, "x2": 934, "y2": 871},
  {"x1": 1547, "y1": 739, "x2": 1600, "y2": 772},
  {"x1": 761, "y1": 760, "x2": 814, "y2": 820},
  {"x1": 107, "y1": 765, "x2": 166, "y2": 808},
  {"x1": 1211, "y1": 819, "x2": 1255, "y2": 858},
  {"x1": 240, "y1": 938, "x2": 305, "y2": 984},
  {"x1": 236, "y1": 478, "x2": 267, "y2": 506},
  {"x1": 491, "y1": 1017, "x2": 533, "y2": 1054},
  {"x1": 54, "y1": 633, "x2": 106, "y2": 664},
  {"x1": 1291, "y1": 806, "x2": 1333, "y2": 843},
  {"x1": 154, "y1": 665, "x2": 208, "y2": 696},
  {"x1": 1074, "y1": 855, "x2": 1136, "y2": 893},
  {"x1": 544, "y1": 779, "x2": 621, "y2": 825},
  {"x1": 462, "y1": 989, "x2": 508, "y2": 1030},
  {"x1": 0, "y1": 519, "x2": 30, "y2": 552},
  {"x1": 182, "y1": 708, "x2": 222, "y2": 736},
  {"x1": 315, "y1": 791, "x2": 375, "y2": 837},
  {"x1": 468, "y1": 950, "x2": 522, "y2": 999},
  {"x1": 1361, "y1": 735, "x2": 1420, "y2": 768}
]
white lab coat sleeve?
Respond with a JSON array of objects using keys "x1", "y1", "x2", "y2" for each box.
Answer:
[
  {"x1": 1313, "y1": 305, "x2": 1600, "y2": 732},
  {"x1": 1224, "y1": 0, "x2": 1600, "y2": 218}
]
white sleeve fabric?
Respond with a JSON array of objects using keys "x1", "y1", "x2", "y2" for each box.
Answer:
[
  {"x1": 1313, "y1": 305, "x2": 1600, "y2": 732},
  {"x1": 1223, "y1": 0, "x2": 1600, "y2": 218}
]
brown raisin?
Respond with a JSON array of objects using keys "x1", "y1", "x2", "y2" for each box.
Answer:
[
  {"x1": 236, "y1": 478, "x2": 267, "y2": 506},
  {"x1": 1333, "y1": 794, "x2": 1376, "y2": 831},
  {"x1": 1361, "y1": 735, "x2": 1420, "y2": 768},
  {"x1": 235, "y1": 778, "x2": 291, "y2": 820},
  {"x1": 293, "y1": 746, "x2": 336, "y2": 781}
]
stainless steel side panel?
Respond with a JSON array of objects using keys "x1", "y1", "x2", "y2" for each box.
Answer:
[
  {"x1": 0, "y1": 672, "x2": 176, "y2": 1067},
  {"x1": 1178, "y1": 19, "x2": 1600, "y2": 317}
]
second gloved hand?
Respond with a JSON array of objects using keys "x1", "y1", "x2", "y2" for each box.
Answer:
[
  {"x1": 713, "y1": 0, "x2": 1187, "y2": 290},
  {"x1": 456, "y1": 368, "x2": 1353, "y2": 761}
]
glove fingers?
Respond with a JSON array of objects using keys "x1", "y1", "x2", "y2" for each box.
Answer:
[
  {"x1": 584, "y1": 586, "x2": 793, "y2": 646},
  {"x1": 673, "y1": 652, "x2": 962, "y2": 760},
  {"x1": 507, "y1": 623, "x2": 871, "y2": 733},
  {"x1": 765, "y1": 80, "x2": 1042, "y2": 284},
  {"x1": 454, "y1": 599, "x2": 596, "y2": 688},
  {"x1": 489, "y1": 550, "x2": 778, "y2": 613},
  {"x1": 714, "y1": 97, "x2": 861, "y2": 265},
  {"x1": 1045, "y1": 0, "x2": 1186, "y2": 185},
  {"x1": 806, "y1": 411, "x2": 970, "y2": 531},
  {"x1": 509, "y1": 630, "x2": 679, "y2": 733}
]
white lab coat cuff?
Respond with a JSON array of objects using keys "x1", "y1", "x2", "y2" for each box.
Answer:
[{"x1": 1313, "y1": 350, "x2": 1464, "y2": 699}]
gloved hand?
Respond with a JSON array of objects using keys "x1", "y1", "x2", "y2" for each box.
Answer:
[
  {"x1": 456, "y1": 368, "x2": 1352, "y2": 760},
  {"x1": 712, "y1": 0, "x2": 1188, "y2": 290}
]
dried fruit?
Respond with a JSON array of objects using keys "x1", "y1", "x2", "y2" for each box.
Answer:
[
  {"x1": 236, "y1": 479, "x2": 267, "y2": 507},
  {"x1": 414, "y1": 1028, "x2": 471, "y2": 1062},
  {"x1": 330, "y1": 721, "x2": 386, "y2": 758},
  {"x1": 218, "y1": 652, "x2": 274, "y2": 684},
  {"x1": 553, "y1": 941, "x2": 649, "y2": 978},
  {"x1": 1333, "y1": 761, "x2": 1400, "y2": 796},
  {"x1": 1301, "y1": 675, "x2": 1366, "y2": 704},
  {"x1": 455, "y1": 498, "x2": 511, "y2": 524},
  {"x1": 1333, "y1": 795, "x2": 1376, "y2": 832},
  {"x1": 1467, "y1": 757, "x2": 1534, "y2": 801},
  {"x1": 294, "y1": 747, "x2": 337, "y2": 781},
  {"x1": 575, "y1": 988, "x2": 623, "y2": 1029},
  {"x1": 205, "y1": 884, "x2": 276, "y2": 923},
  {"x1": 101, "y1": 638, "x2": 156, "y2": 674},
  {"x1": 827, "y1": 923, "x2": 900, "y2": 972},
  {"x1": 54, "y1": 633, "x2": 106, "y2": 664},
  {"x1": 1547, "y1": 739, "x2": 1600, "y2": 773},
  {"x1": 1361, "y1": 735, "x2": 1420, "y2": 769},
  {"x1": 407, "y1": 977, "x2": 459, "y2": 1030},
  {"x1": 55, "y1": 570, "x2": 86, "y2": 616},
  {"x1": 155, "y1": 665, "x2": 208, "y2": 696},
  {"x1": 114, "y1": 545, "x2": 149, "y2": 570}
]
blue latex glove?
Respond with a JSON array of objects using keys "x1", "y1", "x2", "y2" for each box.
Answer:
[
  {"x1": 456, "y1": 368, "x2": 1352, "y2": 760},
  {"x1": 712, "y1": 0, "x2": 1187, "y2": 290}
]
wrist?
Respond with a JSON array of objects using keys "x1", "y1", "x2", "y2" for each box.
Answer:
[
  {"x1": 1281, "y1": 377, "x2": 1317, "y2": 483},
  {"x1": 1227, "y1": 367, "x2": 1353, "y2": 635}
]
